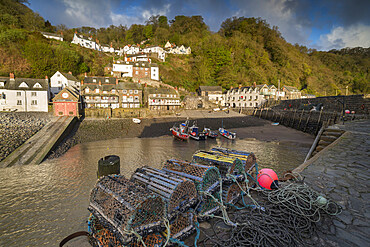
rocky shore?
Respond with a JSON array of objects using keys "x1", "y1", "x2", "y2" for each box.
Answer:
[{"x1": 0, "y1": 112, "x2": 50, "y2": 162}]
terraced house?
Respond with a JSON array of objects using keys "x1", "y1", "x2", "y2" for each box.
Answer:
[
  {"x1": 82, "y1": 77, "x2": 120, "y2": 109},
  {"x1": 144, "y1": 87, "x2": 181, "y2": 110},
  {"x1": 0, "y1": 73, "x2": 49, "y2": 112},
  {"x1": 224, "y1": 84, "x2": 265, "y2": 108}
]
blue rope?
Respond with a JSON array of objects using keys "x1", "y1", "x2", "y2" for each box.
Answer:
[
  {"x1": 169, "y1": 238, "x2": 189, "y2": 247},
  {"x1": 194, "y1": 221, "x2": 200, "y2": 247}
]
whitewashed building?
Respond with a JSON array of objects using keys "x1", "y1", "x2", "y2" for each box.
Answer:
[
  {"x1": 144, "y1": 87, "x2": 181, "y2": 110},
  {"x1": 0, "y1": 73, "x2": 49, "y2": 112},
  {"x1": 41, "y1": 32, "x2": 63, "y2": 41},
  {"x1": 71, "y1": 33, "x2": 101, "y2": 51},
  {"x1": 225, "y1": 85, "x2": 265, "y2": 108},
  {"x1": 50, "y1": 71, "x2": 80, "y2": 96},
  {"x1": 112, "y1": 62, "x2": 133, "y2": 78},
  {"x1": 198, "y1": 86, "x2": 223, "y2": 105}
]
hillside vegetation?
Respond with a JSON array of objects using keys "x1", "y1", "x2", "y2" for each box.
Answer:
[{"x1": 0, "y1": 0, "x2": 368, "y2": 95}]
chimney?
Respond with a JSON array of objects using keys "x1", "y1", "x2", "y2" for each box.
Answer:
[
  {"x1": 253, "y1": 82, "x2": 257, "y2": 88},
  {"x1": 75, "y1": 30, "x2": 77, "y2": 34},
  {"x1": 61, "y1": 31, "x2": 63, "y2": 36},
  {"x1": 99, "y1": 80, "x2": 101, "y2": 86},
  {"x1": 175, "y1": 86, "x2": 178, "y2": 91},
  {"x1": 9, "y1": 72, "x2": 15, "y2": 80},
  {"x1": 239, "y1": 84, "x2": 242, "y2": 89},
  {"x1": 144, "y1": 83, "x2": 147, "y2": 87},
  {"x1": 110, "y1": 42, "x2": 112, "y2": 48},
  {"x1": 68, "y1": 71, "x2": 72, "y2": 75},
  {"x1": 116, "y1": 78, "x2": 118, "y2": 85},
  {"x1": 45, "y1": 75, "x2": 48, "y2": 80},
  {"x1": 230, "y1": 86, "x2": 233, "y2": 89},
  {"x1": 81, "y1": 80, "x2": 84, "y2": 86},
  {"x1": 84, "y1": 72, "x2": 87, "y2": 77}
]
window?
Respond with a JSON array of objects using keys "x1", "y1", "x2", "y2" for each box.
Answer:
[
  {"x1": 95, "y1": 89, "x2": 99, "y2": 93},
  {"x1": 145, "y1": 68, "x2": 148, "y2": 71},
  {"x1": 135, "y1": 71, "x2": 138, "y2": 75},
  {"x1": 134, "y1": 90, "x2": 138, "y2": 94},
  {"x1": 31, "y1": 92, "x2": 37, "y2": 97},
  {"x1": 103, "y1": 91, "x2": 107, "y2": 94},
  {"x1": 0, "y1": 82, "x2": 4, "y2": 87},
  {"x1": 17, "y1": 92, "x2": 21, "y2": 97},
  {"x1": 105, "y1": 79, "x2": 109, "y2": 83},
  {"x1": 58, "y1": 112, "x2": 63, "y2": 115},
  {"x1": 145, "y1": 72, "x2": 148, "y2": 75},
  {"x1": 17, "y1": 100, "x2": 22, "y2": 105},
  {"x1": 58, "y1": 81, "x2": 62, "y2": 85},
  {"x1": 85, "y1": 88, "x2": 90, "y2": 93},
  {"x1": 129, "y1": 90, "x2": 133, "y2": 94},
  {"x1": 57, "y1": 74, "x2": 60, "y2": 77},
  {"x1": 93, "y1": 79, "x2": 97, "y2": 82},
  {"x1": 153, "y1": 74, "x2": 156, "y2": 77},
  {"x1": 134, "y1": 96, "x2": 139, "y2": 101},
  {"x1": 123, "y1": 90, "x2": 127, "y2": 94},
  {"x1": 31, "y1": 100, "x2": 37, "y2": 105},
  {"x1": 111, "y1": 89, "x2": 116, "y2": 93},
  {"x1": 250, "y1": 102, "x2": 252, "y2": 106},
  {"x1": 255, "y1": 96, "x2": 258, "y2": 100}
]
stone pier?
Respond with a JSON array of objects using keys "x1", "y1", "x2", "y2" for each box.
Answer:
[{"x1": 294, "y1": 119, "x2": 370, "y2": 246}]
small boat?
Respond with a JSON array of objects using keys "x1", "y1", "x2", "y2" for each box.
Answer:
[
  {"x1": 204, "y1": 127, "x2": 218, "y2": 138},
  {"x1": 132, "y1": 118, "x2": 141, "y2": 124},
  {"x1": 218, "y1": 128, "x2": 236, "y2": 140},
  {"x1": 188, "y1": 123, "x2": 207, "y2": 141},
  {"x1": 170, "y1": 122, "x2": 189, "y2": 141},
  {"x1": 271, "y1": 122, "x2": 279, "y2": 126}
]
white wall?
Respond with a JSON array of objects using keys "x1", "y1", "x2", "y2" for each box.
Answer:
[
  {"x1": 151, "y1": 67, "x2": 159, "y2": 81},
  {"x1": 113, "y1": 64, "x2": 133, "y2": 77},
  {"x1": 0, "y1": 90, "x2": 48, "y2": 112}
]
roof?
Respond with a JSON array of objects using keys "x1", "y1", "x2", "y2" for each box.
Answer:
[
  {"x1": 53, "y1": 87, "x2": 80, "y2": 102},
  {"x1": 0, "y1": 77, "x2": 48, "y2": 91},
  {"x1": 283, "y1": 85, "x2": 300, "y2": 92},
  {"x1": 199, "y1": 86, "x2": 222, "y2": 92},
  {"x1": 117, "y1": 82, "x2": 142, "y2": 90},
  {"x1": 83, "y1": 76, "x2": 116, "y2": 84},
  {"x1": 60, "y1": 72, "x2": 78, "y2": 82},
  {"x1": 41, "y1": 32, "x2": 63, "y2": 38},
  {"x1": 145, "y1": 87, "x2": 179, "y2": 96}
]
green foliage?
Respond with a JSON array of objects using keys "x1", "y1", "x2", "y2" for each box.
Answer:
[{"x1": 0, "y1": 28, "x2": 27, "y2": 45}]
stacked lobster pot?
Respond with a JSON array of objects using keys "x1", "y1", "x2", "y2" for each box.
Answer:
[
  {"x1": 163, "y1": 159, "x2": 221, "y2": 219},
  {"x1": 131, "y1": 167, "x2": 198, "y2": 241},
  {"x1": 88, "y1": 175, "x2": 166, "y2": 246},
  {"x1": 192, "y1": 149, "x2": 258, "y2": 204}
]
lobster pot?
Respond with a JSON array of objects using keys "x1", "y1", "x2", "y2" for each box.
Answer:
[
  {"x1": 131, "y1": 167, "x2": 198, "y2": 214},
  {"x1": 222, "y1": 182, "x2": 245, "y2": 204},
  {"x1": 193, "y1": 151, "x2": 256, "y2": 177},
  {"x1": 210, "y1": 147, "x2": 257, "y2": 172},
  {"x1": 167, "y1": 212, "x2": 195, "y2": 240},
  {"x1": 89, "y1": 216, "x2": 165, "y2": 247},
  {"x1": 163, "y1": 159, "x2": 221, "y2": 216},
  {"x1": 89, "y1": 175, "x2": 165, "y2": 245}
]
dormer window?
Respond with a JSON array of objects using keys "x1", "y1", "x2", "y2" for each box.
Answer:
[
  {"x1": 105, "y1": 79, "x2": 109, "y2": 83},
  {"x1": 33, "y1": 83, "x2": 42, "y2": 88},
  {"x1": 0, "y1": 82, "x2": 4, "y2": 87},
  {"x1": 19, "y1": 82, "x2": 29, "y2": 88},
  {"x1": 112, "y1": 89, "x2": 116, "y2": 93},
  {"x1": 85, "y1": 88, "x2": 90, "y2": 93},
  {"x1": 93, "y1": 79, "x2": 97, "y2": 83},
  {"x1": 103, "y1": 91, "x2": 107, "y2": 94},
  {"x1": 95, "y1": 89, "x2": 99, "y2": 93}
]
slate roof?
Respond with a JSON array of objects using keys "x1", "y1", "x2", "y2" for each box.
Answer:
[
  {"x1": 83, "y1": 76, "x2": 117, "y2": 84},
  {"x1": 144, "y1": 87, "x2": 179, "y2": 97},
  {"x1": 53, "y1": 87, "x2": 80, "y2": 102},
  {"x1": 199, "y1": 86, "x2": 222, "y2": 92},
  {"x1": 283, "y1": 85, "x2": 300, "y2": 92},
  {"x1": 41, "y1": 32, "x2": 63, "y2": 38},
  {"x1": 0, "y1": 77, "x2": 49, "y2": 91},
  {"x1": 60, "y1": 72, "x2": 78, "y2": 82}
]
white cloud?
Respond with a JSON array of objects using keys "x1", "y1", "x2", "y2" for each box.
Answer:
[
  {"x1": 318, "y1": 24, "x2": 370, "y2": 50},
  {"x1": 62, "y1": 0, "x2": 112, "y2": 27},
  {"x1": 233, "y1": 0, "x2": 311, "y2": 45}
]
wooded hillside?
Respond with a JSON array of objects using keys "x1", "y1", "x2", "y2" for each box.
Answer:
[{"x1": 0, "y1": 0, "x2": 368, "y2": 95}]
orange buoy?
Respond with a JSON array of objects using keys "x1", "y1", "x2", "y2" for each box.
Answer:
[{"x1": 257, "y1": 168, "x2": 279, "y2": 190}]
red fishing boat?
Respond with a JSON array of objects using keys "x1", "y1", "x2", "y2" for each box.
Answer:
[{"x1": 170, "y1": 121, "x2": 189, "y2": 140}]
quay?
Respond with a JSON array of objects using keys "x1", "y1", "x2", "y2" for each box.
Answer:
[
  {"x1": 294, "y1": 119, "x2": 370, "y2": 246},
  {"x1": 0, "y1": 116, "x2": 76, "y2": 167}
]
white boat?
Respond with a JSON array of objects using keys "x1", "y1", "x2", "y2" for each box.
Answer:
[{"x1": 132, "y1": 118, "x2": 141, "y2": 124}]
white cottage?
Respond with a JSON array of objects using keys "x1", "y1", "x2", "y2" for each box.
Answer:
[
  {"x1": 50, "y1": 71, "x2": 80, "y2": 96},
  {"x1": 0, "y1": 73, "x2": 49, "y2": 112},
  {"x1": 71, "y1": 33, "x2": 101, "y2": 51}
]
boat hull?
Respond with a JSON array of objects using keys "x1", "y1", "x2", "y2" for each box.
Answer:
[{"x1": 171, "y1": 129, "x2": 189, "y2": 140}]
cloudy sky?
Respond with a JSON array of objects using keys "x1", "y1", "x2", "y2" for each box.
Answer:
[{"x1": 28, "y1": 0, "x2": 370, "y2": 51}]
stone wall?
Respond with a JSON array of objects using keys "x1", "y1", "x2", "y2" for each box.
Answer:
[
  {"x1": 84, "y1": 108, "x2": 177, "y2": 118},
  {"x1": 273, "y1": 95, "x2": 370, "y2": 114}
]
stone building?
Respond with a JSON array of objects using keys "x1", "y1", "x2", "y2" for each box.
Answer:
[
  {"x1": 112, "y1": 61, "x2": 159, "y2": 81},
  {"x1": 144, "y1": 87, "x2": 181, "y2": 110},
  {"x1": 82, "y1": 77, "x2": 120, "y2": 108},
  {"x1": 198, "y1": 86, "x2": 223, "y2": 105},
  {"x1": 283, "y1": 85, "x2": 302, "y2": 100},
  {"x1": 53, "y1": 87, "x2": 82, "y2": 117},
  {"x1": 0, "y1": 73, "x2": 49, "y2": 112},
  {"x1": 118, "y1": 82, "x2": 142, "y2": 108}
]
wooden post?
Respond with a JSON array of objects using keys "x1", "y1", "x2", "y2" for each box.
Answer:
[
  {"x1": 304, "y1": 111, "x2": 312, "y2": 132},
  {"x1": 265, "y1": 108, "x2": 269, "y2": 119},
  {"x1": 259, "y1": 109, "x2": 262, "y2": 118},
  {"x1": 291, "y1": 109, "x2": 297, "y2": 128},
  {"x1": 315, "y1": 109, "x2": 323, "y2": 134},
  {"x1": 272, "y1": 111, "x2": 275, "y2": 122},
  {"x1": 298, "y1": 110, "x2": 304, "y2": 130},
  {"x1": 304, "y1": 126, "x2": 325, "y2": 162}
]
